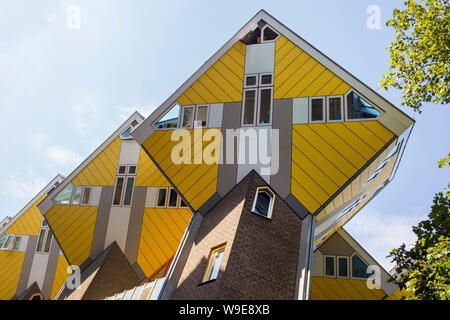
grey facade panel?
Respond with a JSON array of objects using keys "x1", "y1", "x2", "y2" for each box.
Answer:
[
  {"x1": 41, "y1": 235, "x2": 62, "y2": 299},
  {"x1": 90, "y1": 186, "x2": 114, "y2": 260},
  {"x1": 197, "y1": 192, "x2": 222, "y2": 216},
  {"x1": 124, "y1": 186, "x2": 147, "y2": 265},
  {"x1": 271, "y1": 98, "x2": 293, "y2": 199},
  {"x1": 15, "y1": 236, "x2": 38, "y2": 298},
  {"x1": 284, "y1": 193, "x2": 310, "y2": 219}
]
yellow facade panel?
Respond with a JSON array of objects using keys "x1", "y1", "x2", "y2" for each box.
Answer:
[
  {"x1": 50, "y1": 255, "x2": 69, "y2": 300},
  {"x1": 136, "y1": 148, "x2": 170, "y2": 187},
  {"x1": 6, "y1": 195, "x2": 46, "y2": 236},
  {"x1": 311, "y1": 276, "x2": 386, "y2": 300},
  {"x1": 137, "y1": 208, "x2": 192, "y2": 277},
  {"x1": 177, "y1": 41, "x2": 245, "y2": 105},
  {"x1": 45, "y1": 205, "x2": 98, "y2": 267},
  {"x1": 0, "y1": 251, "x2": 25, "y2": 300},
  {"x1": 72, "y1": 136, "x2": 122, "y2": 186}
]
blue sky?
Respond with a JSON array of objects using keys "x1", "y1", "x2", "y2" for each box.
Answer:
[{"x1": 0, "y1": 0, "x2": 448, "y2": 270}]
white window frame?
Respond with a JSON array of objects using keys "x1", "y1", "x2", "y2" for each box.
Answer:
[
  {"x1": 244, "y1": 74, "x2": 259, "y2": 88},
  {"x1": 181, "y1": 105, "x2": 195, "y2": 129},
  {"x1": 251, "y1": 186, "x2": 275, "y2": 219},
  {"x1": 257, "y1": 87, "x2": 273, "y2": 126},
  {"x1": 327, "y1": 95, "x2": 344, "y2": 123},
  {"x1": 350, "y1": 252, "x2": 371, "y2": 280},
  {"x1": 194, "y1": 104, "x2": 209, "y2": 128},
  {"x1": 177, "y1": 195, "x2": 188, "y2": 208},
  {"x1": 309, "y1": 97, "x2": 326, "y2": 123},
  {"x1": 1, "y1": 234, "x2": 15, "y2": 251},
  {"x1": 323, "y1": 255, "x2": 336, "y2": 278},
  {"x1": 259, "y1": 73, "x2": 274, "y2": 87},
  {"x1": 154, "y1": 102, "x2": 182, "y2": 130},
  {"x1": 241, "y1": 88, "x2": 258, "y2": 127},
  {"x1": 112, "y1": 164, "x2": 137, "y2": 207},
  {"x1": 337, "y1": 256, "x2": 349, "y2": 279},
  {"x1": 344, "y1": 89, "x2": 382, "y2": 122},
  {"x1": 155, "y1": 187, "x2": 169, "y2": 208},
  {"x1": 260, "y1": 25, "x2": 280, "y2": 43},
  {"x1": 80, "y1": 186, "x2": 92, "y2": 205},
  {"x1": 167, "y1": 188, "x2": 179, "y2": 208}
]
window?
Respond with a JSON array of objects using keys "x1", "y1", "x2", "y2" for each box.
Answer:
[
  {"x1": 310, "y1": 97, "x2": 325, "y2": 122},
  {"x1": 113, "y1": 165, "x2": 137, "y2": 206},
  {"x1": 351, "y1": 253, "x2": 371, "y2": 279},
  {"x1": 203, "y1": 244, "x2": 226, "y2": 283},
  {"x1": 36, "y1": 219, "x2": 52, "y2": 254},
  {"x1": 181, "y1": 105, "x2": 209, "y2": 128},
  {"x1": 338, "y1": 256, "x2": 349, "y2": 278},
  {"x1": 155, "y1": 103, "x2": 180, "y2": 129},
  {"x1": 181, "y1": 106, "x2": 194, "y2": 128},
  {"x1": 53, "y1": 183, "x2": 92, "y2": 205},
  {"x1": 120, "y1": 120, "x2": 140, "y2": 139},
  {"x1": 242, "y1": 74, "x2": 274, "y2": 126},
  {"x1": 251, "y1": 187, "x2": 275, "y2": 219},
  {"x1": 156, "y1": 187, "x2": 186, "y2": 208},
  {"x1": 81, "y1": 187, "x2": 91, "y2": 205},
  {"x1": 1, "y1": 234, "x2": 21, "y2": 251},
  {"x1": 72, "y1": 186, "x2": 83, "y2": 205},
  {"x1": 346, "y1": 91, "x2": 380, "y2": 120},
  {"x1": 324, "y1": 256, "x2": 335, "y2": 277},
  {"x1": 261, "y1": 25, "x2": 279, "y2": 42},
  {"x1": 196, "y1": 105, "x2": 208, "y2": 127},
  {"x1": 156, "y1": 188, "x2": 168, "y2": 207},
  {"x1": 0, "y1": 233, "x2": 7, "y2": 248},
  {"x1": 327, "y1": 96, "x2": 343, "y2": 122},
  {"x1": 53, "y1": 183, "x2": 73, "y2": 204}
]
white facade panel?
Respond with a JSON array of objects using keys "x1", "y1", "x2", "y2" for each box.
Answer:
[
  {"x1": 244, "y1": 42, "x2": 275, "y2": 75},
  {"x1": 208, "y1": 103, "x2": 223, "y2": 128},
  {"x1": 293, "y1": 98, "x2": 309, "y2": 124},
  {"x1": 118, "y1": 140, "x2": 141, "y2": 165},
  {"x1": 104, "y1": 206, "x2": 131, "y2": 253}
]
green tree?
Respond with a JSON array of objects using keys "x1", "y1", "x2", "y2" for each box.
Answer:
[
  {"x1": 388, "y1": 192, "x2": 450, "y2": 299},
  {"x1": 381, "y1": 0, "x2": 450, "y2": 112}
]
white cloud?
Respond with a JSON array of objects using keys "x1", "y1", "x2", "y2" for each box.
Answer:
[
  {"x1": 2, "y1": 167, "x2": 47, "y2": 201},
  {"x1": 345, "y1": 206, "x2": 428, "y2": 272},
  {"x1": 46, "y1": 145, "x2": 82, "y2": 166}
]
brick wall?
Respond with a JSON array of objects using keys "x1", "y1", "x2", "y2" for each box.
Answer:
[{"x1": 173, "y1": 171, "x2": 303, "y2": 299}]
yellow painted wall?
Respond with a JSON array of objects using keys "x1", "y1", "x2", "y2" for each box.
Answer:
[
  {"x1": 6, "y1": 195, "x2": 46, "y2": 236},
  {"x1": 136, "y1": 148, "x2": 171, "y2": 187},
  {"x1": 274, "y1": 36, "x2": 351, "y2": 99},
  {"x1": 386, "y1": 288, "x2": 412, "y2": 300},
  {"x1": 45, "y1": 205, "x2": 97, "y2": 267},
  {"x1": 71, "y1": 136, "x2": 122, "y2": 186},
  {"x1": 50, "y1": 255, "x2": 70, "y2": 300},
  {"x1": 0, "y1": 251, "x2": 25, "y2": 300},
  {"x1": 137, "y1": 208, "x2": 192, "y2": 277},
  {"x1": 177, "y1": 41, "x2": 246, "y2": 106},
  {"x1": 311, "y1": 276, "x2": 386, "y2": 300},
  {"x1": 291, "y1": 121, "x2": 395, "y2": 213},
  {"x1": 143, "y1": 129, "x2": 220, "y2": 211}
]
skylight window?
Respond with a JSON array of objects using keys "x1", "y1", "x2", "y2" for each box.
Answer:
[
  {"x1": 155, "y1": 103, "x2": 180, "y2": 129},
  {"x1": 261, "y1": 25, "x2": 279, "y2": 42},
  {"x1": 346, "y1": 91, "x2": 380, "y2": 120}
]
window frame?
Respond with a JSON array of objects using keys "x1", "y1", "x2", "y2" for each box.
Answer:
[
  {"x1": 309, "y1": 96, "x2": 326, "y2": 123},
  {"x1": 241, "y1": 73, "x2": 274, "y2": 127},
  {"x1": 257, "y1": 87, "x2": 273, "y2": 126},
  {"x1": 167, "y1": 187, "x2": 179, "y2": 208},
  {"x1": 112, "y1": 164, "x2": 137, "y2": 207},
  {"x1": 337, "y1": 256, "x2": 349, "y2": 279},
  {"x1": 260, "y1": 25, "x2": 280, "y2": 43},
  {"x1": 194, "y1": 104, "x2": 209, "y2": 128},
  {"x1": 344, "y1": 90, "x2": 382, "y2": 122},
  {"x1": 155, "y1": 187, "x2": 169, "y2": 208},
  {"x1": 36, "y1": 219, "x2": 53, "y2": 254},
  {"x1": 180, "y1": 105, "x2": 195, "y2": 129},
  {"x1": 350, "y1": 252, "x2": 371, "y2": 280},
  {"x1": 202, "y1": 243, "x2": 226, "y2": 283},
  {"x1": 241, "y1": 88, "x2": 258, "y2": 127},
  {"x1": 324, "y1": 255, "x2": 336, "y2": 278},
  {"x1": 326, "y1": 95, "x2": 344, "y2": 123},
  {"x1": 251, "y1": 186, "x2": 275, "y2": 219},
  {"x1": 154, "y1": 102, "x2": 182, "y2": 130}
]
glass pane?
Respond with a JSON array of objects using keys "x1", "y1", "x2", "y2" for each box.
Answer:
[
  {"x1": 113, "y1": 177, "x2": 125, "y2": 205},
  {"x1": 128, "y1": 166, "x2": 137, "y2": 174},
  {"x1": 179, "y1": 198, "x2": 188, "y2": 208},
  {"x1": 254, "y1": 191, "x2": 272, "y2": 217},
  {"x1": 208, "y1": 248, "x2": 225, "y2": 281},
  {"x1": 325, "y1": 257, "x2": 335, "y2": 276},
  {"x1": 44, "y1": 232, "x2": 52, "y2": 253},
  {"x1": 168, "y1": 189, "x2": 178, "y2": 207},
  {"x1": 118, "y1": 166, "x2": 126, "y2": 174},
  {"x1": 338, "y1": 257, "x2": 348, "y2": 277},
  {"x1": 123, "y1": 177, "x2": 135, "y2": 206},
  {"x1": 0, "y1": 233, "x2": 7, "y2": 248},
  {"x1": 347, "y1": 92, "x2": 380, "y2": 119},
  {"x1": 54, "y1": 183, "x2": 73, "y2": 204},
  {"x1": 36, "y1": 229, "x2": 46, "y2": 252},
  {"x1": 182, "y1": 107, "x2": 194, "y2": 128},
  {"x1": 259, "y1": 88, "x2": 272, "y2": 124},
  {"x1": 352, "y1": 254, "x2": 370, "y2": 279},
  {"x1": 157, "y1": 189, "x2": 167, "y2": 207},
  {"x1": 263, "y1": 26, "x2": 279, "y2": 41},
  {"x1": 328, "y1": 97, "x2": 342, "y2": 121},
  {"x1": 311, "y1": 99, "x2": 323, "y2": 121},
  {"x1": 155, "y1": 103, "x2": 180, "y2": 129},
  {"x1": 12, "y1": 236, "x2": 21, "y2": 250},
  {"x1": 72, "y1": 186, "x2": 82, "y2": 205},
  {"x1": 4, "y1": 235, "x2": 13, "y2": 249},
  {"x1": 243, "y1": 90, "x2": 256, "y2": 125},
  {"x1": 120, "y1": 126, "x2": 132, "y2": 139},
  {"x1": 260, "y1": 74, "x2": 272, "y2": 85},
  {"x1": 196, "y1": 106, "x2": 208, "y2": 127},
  {"x1": 41, "y1": 219, "x2": 48, "y2": 227},
  {"x1": 245, "y1": 76, "x2": 257, "y2": 86},
  {"x1": 81, "y1": 187, "x2": 91, "y2": 205}
]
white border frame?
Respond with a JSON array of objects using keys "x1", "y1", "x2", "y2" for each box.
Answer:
[
  {"x1": 327, "y1": 95, "x2": 344, "y2": 123},
  {"x1": 195, "y1": 104, "x2": 210, "y2": 128},
  {"x1": 241, "y1": 88, "x2": 258, "y2": 127},
  {"x1": 259, "y1": 72, "x2": 274, "y2": 87},
  {"x1": 344, "y1": 89, "x2": 382, "y2": 122},
  {"x1": 154, "y1": 102, "x2": 182, "y2": 130},
  {"x1": 155, "y1": 187, "x2": 169, "y2": 208},
  {"x1": 257, "y1": 87, "x2": 273, "y2": 126},
  {"x1": 309, "y1": 96, "x2": 326, "y2": 123},
  {"x1": 112, "y1": 164, "x2": 138, "y2": 207},
  {"x1": 244, "y1": 74, "x2": 259, "y2": 88},
  {"x1": 181, "y1": 105, "x2": 195, "y2": 129},
  {"x1": 251, "y1": 186, "x2": 275, "y2": 219},
  {"x1": 167, "y1": 188, "x2": 179, "y2": 208},
  {"x1": 260, "y1": 24, "x2": 280, "y2": 43}
]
